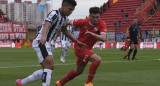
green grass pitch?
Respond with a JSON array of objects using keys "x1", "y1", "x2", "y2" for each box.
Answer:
[{"x1": 0, "y1": 48, "x2": 160, "y2": 86}]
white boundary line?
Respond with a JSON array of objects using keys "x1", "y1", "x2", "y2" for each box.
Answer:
[{"x1": 0, "y1": 59, "x2": 159, "y2": 69}]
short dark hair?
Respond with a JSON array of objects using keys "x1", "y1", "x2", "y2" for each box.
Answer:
[
  {"x1": 62, "y1": 0, "x2": 77, "y2": 6},
  {"x1": 89, "y1": 7, "x2": 100, "y2": 14}
]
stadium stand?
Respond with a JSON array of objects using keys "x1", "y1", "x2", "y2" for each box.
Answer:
[{"x1": 100, "y1": 0, "x2": 160, "y2": 32}]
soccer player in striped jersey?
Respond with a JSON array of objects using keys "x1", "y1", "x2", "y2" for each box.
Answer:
[
  {"x1": 15, "y1": 0, "x2": 85, "y2": 86},
  {"x1": 60, "y1": 25, "x2": 75, "y2": 62},
  {"x1": 56, "y1": 7, "x2": 107, "y2": 86}
]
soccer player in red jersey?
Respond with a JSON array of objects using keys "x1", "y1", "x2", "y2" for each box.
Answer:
[
  {"x1": 121, "y1": 29, "x2": 131, "y2": 59},
  {"x1": 56, "y1": 7, "x2": 107, "y2": 86}
]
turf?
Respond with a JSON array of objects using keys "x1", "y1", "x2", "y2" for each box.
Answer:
[{"x1": 0, "y1": 48, "x2": 160, "y2": 86}]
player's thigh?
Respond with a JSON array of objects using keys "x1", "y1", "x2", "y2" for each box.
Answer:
[
  {"x1": 130, "y1": 44, "x2": 135, "y2": 49},
  {"x1": 33, "y1": 40, "x2": 53, "y2": 69},
  {"x1": 134, "y1": 44, "x2": 138, "y2": 49},
  {"x1": 89, "y1": 54, "x2": 101, "y2": 62}
]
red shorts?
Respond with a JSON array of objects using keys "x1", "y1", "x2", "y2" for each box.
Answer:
[{"x1": 74, "y1": 47, "x2": 95, "y2": 65}]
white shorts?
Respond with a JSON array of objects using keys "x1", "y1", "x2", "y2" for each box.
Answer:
[
  {"x1": 61, "y1": 40, "x2": 70, "y2": 50},
  {"x1": 32, "y1": 40, "x2": 52, "y2": 63}
]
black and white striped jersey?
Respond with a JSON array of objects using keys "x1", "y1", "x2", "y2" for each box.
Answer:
[
  {"x1": 61, "y1": 25, "x2": 74, "y2": 42},
  {"x1": 34, "y1": 9, "x2": 69, "y2": 43}
]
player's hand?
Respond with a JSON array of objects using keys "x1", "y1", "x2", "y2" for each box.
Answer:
[
  {"x1": 85, "y1": 30, "x2": 92, "y2": 35},
  {"x1": 75, "y1": 41, "x2": 87, "y2": 49},
  {"x1": 39, "y1": 37, "x2": 46, "y2": 45}
]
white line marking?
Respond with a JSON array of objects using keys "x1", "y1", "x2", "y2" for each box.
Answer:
[{"x1": 0, "y1": 59, "x2": 159, "y2": 69}]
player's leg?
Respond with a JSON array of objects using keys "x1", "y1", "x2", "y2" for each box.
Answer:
[
  {"x1": 16, "y1": 41, "x2": 54, "y2": 86},
  {"x1": 56, "y1": 48, "x2": 90, "y2": 86},
  {"x1": 127, "y1": 44, "x2": 134, "y2": 60},
  {"x1": 61, "y1": 41, "x2": 66, "y2": 62},
  {"x1": 123, "y1": 50, "x2": 129, "y2": 59},
  {"x1": 85, "y1": 53, "x2": 101, "y2": 85},
  {"x1": 18, "y1": 69, "x2": 43, "y2": 86},
  {"x1": 36, "y1": 42, "x2": 54, "y2": 86},
  {"x1": 57, "y1": 63, "x2": 86, "y2": 86},
  {"x1": 100, "y1": 43, "x2": 102, "y2": 50},
  {"x1": 41, "y1": 55, "x2": 54, "y2": 86},
  {"x1": 51, "y1": 43, "x2": 56, "y2": 53},
  {"x1": 121, "y1": 40, "x2": 130, "y2": 51},
  {"x1": 132, "y1": 44, "x2": 138, "y2": 60},
  {"x1": 16, "y1": 41, "x2": 44, "y2": 86},
  {"x1": 63, "y1": 42, "x2": 69, "y2": 61}
]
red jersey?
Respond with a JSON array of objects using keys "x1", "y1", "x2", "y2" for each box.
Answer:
[{"x1": 73, "y1": 18, "x2": 107, "y2": 50}]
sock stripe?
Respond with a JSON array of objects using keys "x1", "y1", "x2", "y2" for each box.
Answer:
[{"x1": 42, "y1": 72, "x2": 47, "y2": 83}]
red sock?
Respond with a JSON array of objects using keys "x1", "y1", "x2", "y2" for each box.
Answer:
[
  {"x1": 125, "y1": 51, "x2": 129, "y2": 56},
  {"x1": 86, "y1": 61, "x2": 101, "y2": 84},
  {"x1": 60, "y1": 70, "x2": 77, "y2": 85}
]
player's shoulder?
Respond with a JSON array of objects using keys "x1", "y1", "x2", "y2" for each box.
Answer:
[
  {"x1": 50, "y1": 10, "x2": 59, "y2": 15},
  {"x1": 46, "y1": 10, "x2": 58, "y2": 18},
  {"x1": 75, "y1": 18, "x2": 88, "y2": 22},
  {"x1": 98, "y1": 19, "x2": 106, "y2": 25},
  {"x1": 73, "y1": 18, "x2": 89, "y2": 26}
]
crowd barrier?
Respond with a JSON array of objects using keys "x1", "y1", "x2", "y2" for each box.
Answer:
[
  {"x1": 0, "y1": 43, "x2": 21, "y2": 48},
  {"x1": 0, "y1": 42, "x2": 160, "y2": 49}
]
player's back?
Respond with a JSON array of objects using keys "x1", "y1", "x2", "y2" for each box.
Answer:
[{"x1": 129, "y1": 25, "x2": 139, "y2": 39}]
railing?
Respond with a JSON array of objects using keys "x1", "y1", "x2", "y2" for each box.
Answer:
[
  {"x1": 134, "y1": 0, "x2": 159, "y2": 24},
  {"x1": 135, "y1": 0, "x2": 153, "y2": 15}
]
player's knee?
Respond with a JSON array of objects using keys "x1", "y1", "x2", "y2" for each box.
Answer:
[
  {"x1": 49, "y1": 64, "x2": 54, "y2": 70},
  {"x1": 43, "y1": 63, "x2": 54, "y2": 70},
  {"x1": 75, "y1": 67, "x2": 85, "y2": 75},
  {"x1": 95, "y1": 56, "x2": 101, "y2": 62},
  {"x1": 75, "y1": 70, "x2": 83, "y2": 75}
]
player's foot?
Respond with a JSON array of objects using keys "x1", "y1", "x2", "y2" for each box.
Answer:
[
  {"x1": 132, "y1": 57, "x2": 138, "y2": 60},
  {"x1": 60, "y1": 58, "x2": 65, "y2": 62},
  {"x1": 15, "y1": 79, "x2": 23, "y2": 86},
  {"x1": 123, "y1": 56, "x2": 128, "y2": 59},
  {"x1": 128, "y1": 56, "x2": 130, "y2": 60},
  {"x1": 85, "y1": 82, "x2": 93, "y2": 86},
  {"x1": 120, "y1": 46, "x2": 124, "y2": 51},
  {"x1": 56, "y1": 81, "x2": 63, "y2": 86}
]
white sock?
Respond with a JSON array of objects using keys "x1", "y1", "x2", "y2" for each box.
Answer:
[
  {"x1": 61, "y1": 49, "x2": 64, "y2": 59},
  {"x1": 100, "y1": 45, "x2": 102, "y2": 50},
  {"x1": 42, "y1": 69, "x2": 52, "y2": 86},
  {"x1": 63, "y1": 50, "x2": 68, "y2": 60},
  {"x1": 21, "y1": 69, "x2": 43, "y2": 85}
]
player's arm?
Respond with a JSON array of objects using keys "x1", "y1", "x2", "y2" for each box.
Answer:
[
  {"x1": 72, "y1": 27, "x2": 76, "y2": 38},
  {"x1": 40, "y1": 21, "x2": 52, "y2": 44},
  {"x1": 138, "y1": 28, "x2": 141, "y2": 42},
  {"x1": 85, "y1": 31, "x2": 106, "y2": 42},
  {"x1": 72, "y1": 32, "x2": 76, "y2": 38},
  {"x1": 40, "y1": 10, "x2": 57, "y2": 44},
  {"x1": 67, "y1": 20, "x2": 73, "y2": 25},
  {"x1": 61, "y1": 26, "x2": 86, "y2": 47}
]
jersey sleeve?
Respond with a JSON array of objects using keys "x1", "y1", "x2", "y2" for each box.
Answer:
[
  {"x1": 100, "y1": 21, "x2": 107, "y2": 35},
  {"x1": 72, "y1": 19, "x2": 85, "y2": 27},
  {"x1": 45, "y1": 10, "x2": 57, "y2": 24}
]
